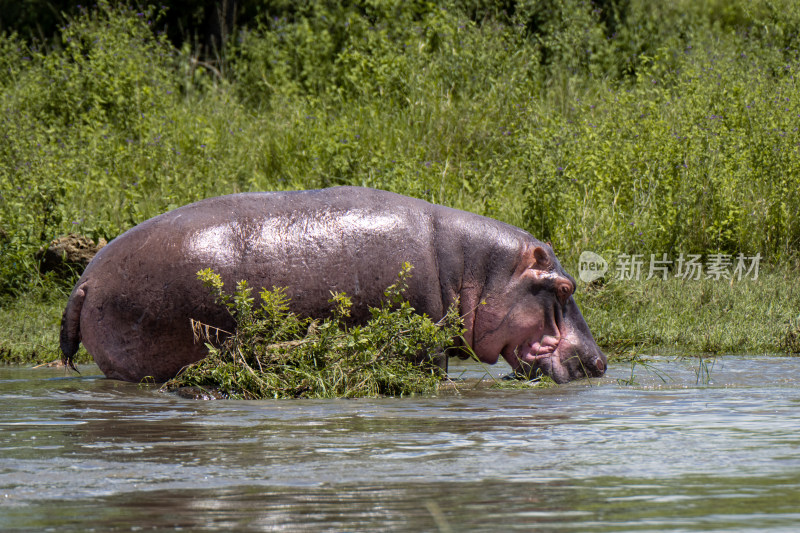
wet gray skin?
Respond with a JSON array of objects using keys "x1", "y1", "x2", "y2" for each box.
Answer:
[{"x1": 60, "y1": 186, "x2": 605, "y2": 383}]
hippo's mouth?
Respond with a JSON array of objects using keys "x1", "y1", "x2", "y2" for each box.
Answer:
[
  {"x1": 508, "y1": 298, "x2": 570, "y2": 380},
  {"x1": 506, "y1": 336, "x2": 571, "y2": 383},
  {"x1": 519, "y1": 334, "x2": 562, "y2": 362},
  {"x1": 506, "y1": 333, "x2": 606, "y2": 383},
  {"x1": 492, "y1": 296, "x2": 607, "y2": 384}
]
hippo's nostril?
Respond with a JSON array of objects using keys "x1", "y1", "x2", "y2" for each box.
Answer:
[{"x1": 595, "y1": 358, "x2": 605, "y2": 373}]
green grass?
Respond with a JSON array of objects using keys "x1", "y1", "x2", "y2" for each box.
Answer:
[
  {"x1": 0, "y1": 284, "x2": 92, "y2": 365},
  {"x1": 3, "y1": 0, "x2": 800, "y2": 370},
  {"x1": 576, "y1": 265, "x2": 800, "y2": 358}
]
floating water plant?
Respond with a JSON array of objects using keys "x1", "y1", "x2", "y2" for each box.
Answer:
[{"x1": 163, "y1": 263, "x2": 464, "y2": 399}]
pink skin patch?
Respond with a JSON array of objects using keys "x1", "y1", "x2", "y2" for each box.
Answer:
[
  {"x1": 515, "y1": 294, "x2": 565, "y2": 366},
  {"x1": 503, "y1": 326, "x2": 604, "y2": 383},
  {"x1": 498, "y1": 298, "x2": 579, "y2": 383},
  {"x1": 504, "y1": 335, "x2": 564, "y2": 376}
]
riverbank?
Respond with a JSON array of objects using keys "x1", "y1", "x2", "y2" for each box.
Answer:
[
  {"x1": 3, "y1": 2, "x2": 800, "y2": 368},
  {"x1": 3, "y1": 264, "x2": 798, "y2": 367},
  {"x1": 0, "y1": 285, "x2": 90, "y2": 366},
  {"x1": 576, "y1": 265, "x2": 800, "y2": 357}
]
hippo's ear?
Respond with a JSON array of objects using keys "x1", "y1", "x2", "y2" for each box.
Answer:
[
  {"x1": 516, "y1": 245, "x2": 552, "y2": 277},
  {"x1": 518, "y1": 245, "x2": 551, "y2": 274},
  {"x1": 533, "y1": 246, "x2": 550, "y2": 269}
]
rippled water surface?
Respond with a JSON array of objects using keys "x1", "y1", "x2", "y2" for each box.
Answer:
[{"x1": 1, "y1": 356, "x2": 799, "y2": 532}]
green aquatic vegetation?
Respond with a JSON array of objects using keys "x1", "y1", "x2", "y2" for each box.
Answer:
[
  {"x1": 488, "y1": 376, "x2": 557, "y2": 390},
  {"x1": 164, "y1": 263, "x2": 465, "y2": 399},
  {"x1": 615, "y1": 354, "x2": 672, "y2": 387},
  {"x1": 446, "y1": 350, "x2": 559, "y2": 389},
  {"x1": 694, "y1": 354, "x2": 717, "y2": 386},
  {"x1": 614, "y1": 353, "x2": 719, "y2": 387}
]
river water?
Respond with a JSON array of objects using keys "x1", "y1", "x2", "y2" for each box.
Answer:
[{"x1": 1, "y1": 356, "x2": 799, "y2": 532}]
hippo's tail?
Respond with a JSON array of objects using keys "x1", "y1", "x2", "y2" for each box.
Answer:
[{"x1": 60, "y1": 282, "x2": 87, "y2": 372}]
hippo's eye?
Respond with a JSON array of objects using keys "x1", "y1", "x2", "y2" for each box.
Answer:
[{"x1": 555, "y1": 278, "x2": 574, "y2": 305}]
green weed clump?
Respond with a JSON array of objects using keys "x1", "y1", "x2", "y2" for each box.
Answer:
[{"x1": 164, "y1": 263, "x2": 464, "y2": 399}]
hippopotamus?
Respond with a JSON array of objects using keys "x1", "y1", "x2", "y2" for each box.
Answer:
[{"x1": 60, "y1": 186, "x2": 605, "y2": 384}]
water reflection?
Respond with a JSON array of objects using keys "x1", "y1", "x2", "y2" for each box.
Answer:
[{"x1": 1, "y1": 357, "x2": 799, "y2": 532}]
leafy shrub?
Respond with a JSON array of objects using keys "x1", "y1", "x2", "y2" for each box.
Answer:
[
  {"x1": 6, "y1": 2, "x2": 176, "y2": 131},
  {"x1": 520, "y1": 18, "x2": 800, "y2": 264},
  {"x1": 4, "y1": 0, "x2": 800, "y2": 298},
  {"x1": 164, "y1": 263, "x2": 464, "y2": 399},
  {"x1": 0, "y1": 2, "x2": 183, "y2": 294}
]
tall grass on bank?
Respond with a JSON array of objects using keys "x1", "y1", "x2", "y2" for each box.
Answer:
[
  {"x1": 576, "y1": 266, "x2": 800, "y2": 356},
  {"x1": 3, "y1": 1, "x2": 800, "y2": 296},
  {"x1": 3, "y1": 1, "x2": 800, "y2": 362}
]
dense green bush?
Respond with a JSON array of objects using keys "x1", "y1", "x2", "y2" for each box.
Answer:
[
  {"x1": 3, "y1": 0, "x2": 800, "y2": 299},
  {"x1": 520, "y1": 8, "x2": 800, "y2": 262},
  {"x1": 165, "y1": 263, "x2": 462, "y2": 399}
]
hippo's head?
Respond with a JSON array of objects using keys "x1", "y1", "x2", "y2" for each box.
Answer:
[{"x1": 469, "y1": 242, "x2": 606, "y2": 383}]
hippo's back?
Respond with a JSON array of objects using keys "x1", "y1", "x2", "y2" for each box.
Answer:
[{"x1": 72, "y1": 187, "x2": 445, "y2": 381}]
